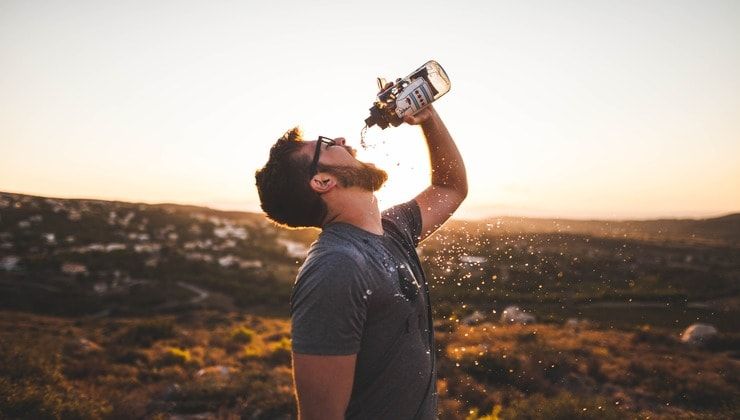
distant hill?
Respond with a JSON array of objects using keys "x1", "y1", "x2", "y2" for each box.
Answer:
[
  {"x1": 2, "y1": 191, "x2": 738, "y2": 318},
  {"x1": 444, "y1": 213, "x2": 740, "y2": 247}
]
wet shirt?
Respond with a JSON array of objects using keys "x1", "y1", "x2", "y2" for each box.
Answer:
[{"x1": 291, "y1": 200, "x2": 436, "y2": 419}]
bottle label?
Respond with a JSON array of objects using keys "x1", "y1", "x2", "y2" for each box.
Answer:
[{"x1": 394, "y1": 78, "x2": 434, "y2": 118}]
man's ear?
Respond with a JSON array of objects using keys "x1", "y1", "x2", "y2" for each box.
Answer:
[{"x1": 309, "y1": 173, "x2": 337, "y2": 194}]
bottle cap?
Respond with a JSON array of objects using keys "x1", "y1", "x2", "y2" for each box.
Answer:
[{"x1": 365, "y1": 106, "x2": 390, "y2": 129}]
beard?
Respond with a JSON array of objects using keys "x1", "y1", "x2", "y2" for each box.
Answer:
[{"x1": 320, "y1": 162, "x2": 388, "y2": 192}]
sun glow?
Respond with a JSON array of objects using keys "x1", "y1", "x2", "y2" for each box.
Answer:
[{"x1": 1, "y1": 1, "x2": 739, "y2": 219}]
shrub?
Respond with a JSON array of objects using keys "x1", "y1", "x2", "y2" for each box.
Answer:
[
  {"x1": 158, "y1": 347, "x2": 192, "y2": 366},
  {"x1": 109, "y1": 348, "x2": 148, "y2": 365},
  {"x1": 231, "y1": 326, "x2": 256, "y2": 344},
  {"x1": 165, "y1": 363, "x2": 296, "y2": 418},
  {"x1": 631, "y1": 329, "x2": 676, "y2": 347},
  {"x1": 500, "y1": 392, "x2": 622, "y2": 420},
  {"x1": 242, "y1": 344, "x2": 266, "y2": 359},
  {"x1": 0, "y1": 336, "x2": 111, "y2": 419},
  {"x1": 115, "y1": 319, "x2": 176, "y2": 347},
  {"x1": 267, "y1": 337, "x2": 292, "y2": 365},
  {"x1": 466, "y1": 405, "x2": 502, "y2": 420},
  {"x1": 705, "y1": 333, "x2": 740, "y2": 354}
]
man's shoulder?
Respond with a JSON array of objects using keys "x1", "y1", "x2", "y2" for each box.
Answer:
[
  {"x1": 293, "y1": 237, "x2": 370, "y2": 300},
  {"x1": 298, "y1": 233, "x2": 366, "y2": 279},
  {"x1": 308, "y1": 231, "x2": 365, "y2": 263},
  {"x1": 382, "y1": 199, "x2": 422, "y2": 248}
]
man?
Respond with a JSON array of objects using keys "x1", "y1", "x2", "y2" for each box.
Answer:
[{"x1": 254, "y1": 105, "x2": 467, "y2": 419}]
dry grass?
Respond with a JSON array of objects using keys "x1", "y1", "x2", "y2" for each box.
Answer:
[
  {"x1": 1, "y1": 310, "x2": 737, "y2": 419},
  {"x1": 439, "y1": 322, "x2": 740, "y2": 418}
]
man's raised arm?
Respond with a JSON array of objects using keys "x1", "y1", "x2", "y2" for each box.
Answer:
[{"x1": 405, "y1": 105, "x2": 468, "y2": 242}]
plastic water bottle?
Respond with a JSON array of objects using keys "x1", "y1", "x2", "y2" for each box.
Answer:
[{"x1": 364, "y1": 60, "x2": 451, "y2": 130}]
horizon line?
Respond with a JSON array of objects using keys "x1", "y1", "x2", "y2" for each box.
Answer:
[{"x1": 2, "y1": 189, "x2": 737, "y2": 223}]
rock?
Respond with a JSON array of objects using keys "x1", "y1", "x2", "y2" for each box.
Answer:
[
  {"x1": 195, "y1": 365, "x2": 231, "y2": 381},
  {"x1": 681, "y1": 323, "x2": 718, "y2": 345},
  {"x1": 500, "y1": 306, "x2": 535, "y2": 325},
  {"x1": 170, "y1": 414, "x2": 217, "y2": 420},
  {"x1": 565, "y1": 318, "x2": 592, "y2": 330},
  {"x1": 65, "y1": 337, "x2": 103, "y2": 356},
  {"x1": 162, "y1": 383, "x2": 181, "y2": 400},
  {"x1": 461, "y1": 310, "x2": 486, "y2": 326}
]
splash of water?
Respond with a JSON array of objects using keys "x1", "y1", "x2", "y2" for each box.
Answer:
[{"x1": 360, "y1": 124, "x2": 369, "y2": 149}]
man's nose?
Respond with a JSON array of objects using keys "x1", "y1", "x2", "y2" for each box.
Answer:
[{"x1": 334, "y1": 137, "x2": 346, "y2": 146}]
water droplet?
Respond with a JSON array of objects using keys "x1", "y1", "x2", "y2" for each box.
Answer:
[{"x1": 360, "y1": 124, "x2": 369, "y2": 149}]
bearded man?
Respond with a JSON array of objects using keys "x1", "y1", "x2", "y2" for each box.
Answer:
[{"x1": 254, "y1": 105, "x2": 467, "y2": 419}]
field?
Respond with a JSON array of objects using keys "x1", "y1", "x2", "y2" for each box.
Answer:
[{"x1": 1, "y1": 192, "x2": 738, "y2": 418}]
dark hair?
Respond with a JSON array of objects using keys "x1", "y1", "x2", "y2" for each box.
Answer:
[{"x1": 254, "y1": 128, "x2": 327, "y2": 228}]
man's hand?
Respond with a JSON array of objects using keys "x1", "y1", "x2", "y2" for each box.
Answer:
[{"x1": 403, "y1": 106, "x2": 435, "y2": 126}]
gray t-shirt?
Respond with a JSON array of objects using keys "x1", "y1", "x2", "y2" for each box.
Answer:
[{"x1": 291, "y1": 200, "x2": 436, "y2": 419}]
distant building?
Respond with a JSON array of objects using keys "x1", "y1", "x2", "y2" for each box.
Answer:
[
  {"x1": 120, "y1": 211, "x2": 135, "y2": 227},
  {"x1": 218, "y1": 255, "x2": 239, "y2": 267},
  {"x1": 214, "y1": 225, "x2": 248, "y2": 240},
  {"x1": 73, "y1": 243, "x2": 128, "y2": 253},
  {"x1": 216, "y1": 255, "x2": 262, "y2": 269},
  {"x1": 213, "y1": 239, "x2": 237, "y2": 250},
  {"x1": 134, "y1": 243, "x2": 161, "y2": 253},
  {"x1": 0, "y1": 256, "x2": 20, "y2": 271},
  {"x1": 42, "y1": 233, "x2": 56, "y2": 245},
  {"x1": 238, "y1": 259, "x2": 263, "y2": 269},
  {"x1": 183, "y1": 240, "x2": 212, "y2": 250},
  {"x1": 128, "y1": 233, "x2": 150, "y2": 241},
  {"x1": 185, "y1": 252, "x2": 213, "y2": 263},
  {"x1": 61, "y1": 263, "x2": 88, "y2": 275},
  {"x1": 0, "y1": 232, "x2": 13, "y2": 250},
  {"x1": 67, "y1": 210, "x2": 82, "y2": 221},
  {"x1": 278, "y1": 238, "x2": 309, "y2": 259}
]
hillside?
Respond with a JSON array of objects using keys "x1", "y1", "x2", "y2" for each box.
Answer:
[
  {"x1": 0, "y1": 191, "x2": 312, "y2": 317},
  {"x1": 1, "y1": 191, "x2": 739, "y2": 418}
]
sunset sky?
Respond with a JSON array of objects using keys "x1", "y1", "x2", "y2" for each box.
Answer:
[{"x1": 1, "y1": 0, "x2": 739, "y2": 220}]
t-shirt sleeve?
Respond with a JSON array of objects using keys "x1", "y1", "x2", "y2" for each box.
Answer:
[
  {"x1": 290, "y1": 252, "x2": 369, "y2": 355},
  {"x1": 382, "y1": 199, "x2": 423, "y2": 247}
]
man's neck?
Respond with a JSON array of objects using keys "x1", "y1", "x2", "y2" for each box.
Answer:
[{"x1": 323, "y1": 190, "x2": 383, "y2": 235}]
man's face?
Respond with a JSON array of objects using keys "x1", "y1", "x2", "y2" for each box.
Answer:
[{"x1": 303, "y1": 137, "x2": 388, "y2": 192}]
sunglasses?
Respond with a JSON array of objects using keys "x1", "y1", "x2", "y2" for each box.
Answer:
[{"x1": 309, "y1": 136, "x2": 336, "y2": 177}]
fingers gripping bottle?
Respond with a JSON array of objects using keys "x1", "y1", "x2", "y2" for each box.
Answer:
[{"x1": 364, "y1": 60, "x2": 451, "y2": 129}]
